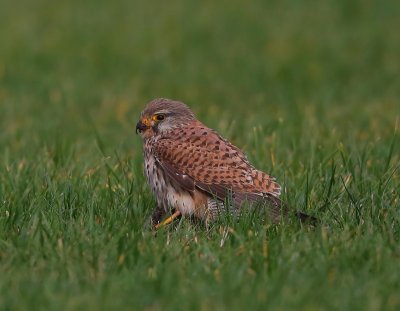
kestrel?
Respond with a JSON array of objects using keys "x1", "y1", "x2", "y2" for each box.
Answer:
[{"x1": 136, "y1": 98, "x2": 313, "y2": 228}]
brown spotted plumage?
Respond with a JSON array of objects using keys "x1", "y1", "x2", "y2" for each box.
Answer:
[{"x1": 136, "y1": 98, "x2": 312, "y2": 227}]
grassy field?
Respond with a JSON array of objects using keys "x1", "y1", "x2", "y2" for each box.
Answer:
[{"x1": 1, "y1": 0, "x2": 400, "y2": 310}]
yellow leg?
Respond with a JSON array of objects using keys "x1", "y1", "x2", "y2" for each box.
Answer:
[{"x1": 155, "y1": 210, "x2": 181, "y2": 229}]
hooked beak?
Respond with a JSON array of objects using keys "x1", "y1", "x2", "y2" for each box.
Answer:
[
  {"x1": 136, "y1": 121, "x2": 147, "y2": 134},
  {"x1": 136, "y1": 118, "x2": 151, "y2": 134}
]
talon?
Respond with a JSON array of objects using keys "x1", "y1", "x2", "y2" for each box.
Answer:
[{"x1": 155, "y1": 211, "x2": 181, "y2": 229}]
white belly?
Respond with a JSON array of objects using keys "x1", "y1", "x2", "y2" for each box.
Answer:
[
  {"x1": 144, "y1": 154, "x2": 196, "y2": 216},
  {"x1": 164, "y1": 186, "x2": 196, "y2": 215}
]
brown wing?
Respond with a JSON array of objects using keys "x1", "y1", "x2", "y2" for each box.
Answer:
[{"x1": 153, "y1": 121, "x2": 281, "y2": 208}]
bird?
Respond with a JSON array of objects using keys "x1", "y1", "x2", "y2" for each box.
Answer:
[{"x1": 136, "y1": 98, "x2": 314, "y2": 228}]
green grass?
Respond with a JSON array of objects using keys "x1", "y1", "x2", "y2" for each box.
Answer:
[{"x1": 1, "y1": 0, "x2": 400, "y2": 310}]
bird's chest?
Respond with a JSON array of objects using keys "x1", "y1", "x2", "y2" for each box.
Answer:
[
  {"x1": 143, "y1": 141, "x2": 166, "y2": 196},
  {"x1": 144, "y1": 151, "x2": 167, "y2": 199},
  {"x1": 143, "y1": 142, "x2": 196, "y2": 215}
]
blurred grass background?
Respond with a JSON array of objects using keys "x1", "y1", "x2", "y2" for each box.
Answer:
[{"x1": 0, "y1": 0, "x2": 399, "y2": 310}]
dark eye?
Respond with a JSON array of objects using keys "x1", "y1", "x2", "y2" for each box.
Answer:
[{"x1": 155, "y1": 114, "x2": 165, "y2": 121}]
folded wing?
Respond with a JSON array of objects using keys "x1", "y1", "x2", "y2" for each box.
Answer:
[{"x1": 152, "y1": 121, "x2": 284, "y2": 218}]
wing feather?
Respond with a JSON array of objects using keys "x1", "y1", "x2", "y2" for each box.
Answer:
[{"x1": 153, "y1": 121, "x2": 281, "y2": 206}]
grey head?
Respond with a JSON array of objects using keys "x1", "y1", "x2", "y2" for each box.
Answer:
[{"x1": 136, "y1": 98, "x2": 196, "y2": 137}]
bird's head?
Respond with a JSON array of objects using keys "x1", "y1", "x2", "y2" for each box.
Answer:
[{"x1": 136, "y1": 98, "x2": 195, "y2": 138}]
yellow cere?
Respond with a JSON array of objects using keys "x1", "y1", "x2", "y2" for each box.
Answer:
[{"x1": 142, "y1": 118, "x2": 152, "y2": 126}]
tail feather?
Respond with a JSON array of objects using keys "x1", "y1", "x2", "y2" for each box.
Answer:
[
  {"x1": 261, "y1": 194, "x2": 318, "y2": 225},
  {"x1": 206, "y1": 190, "x2": 318, "y2": 225},
  {"x1": 295, "y1": 211, "x2": 319, "y2": 225}
]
